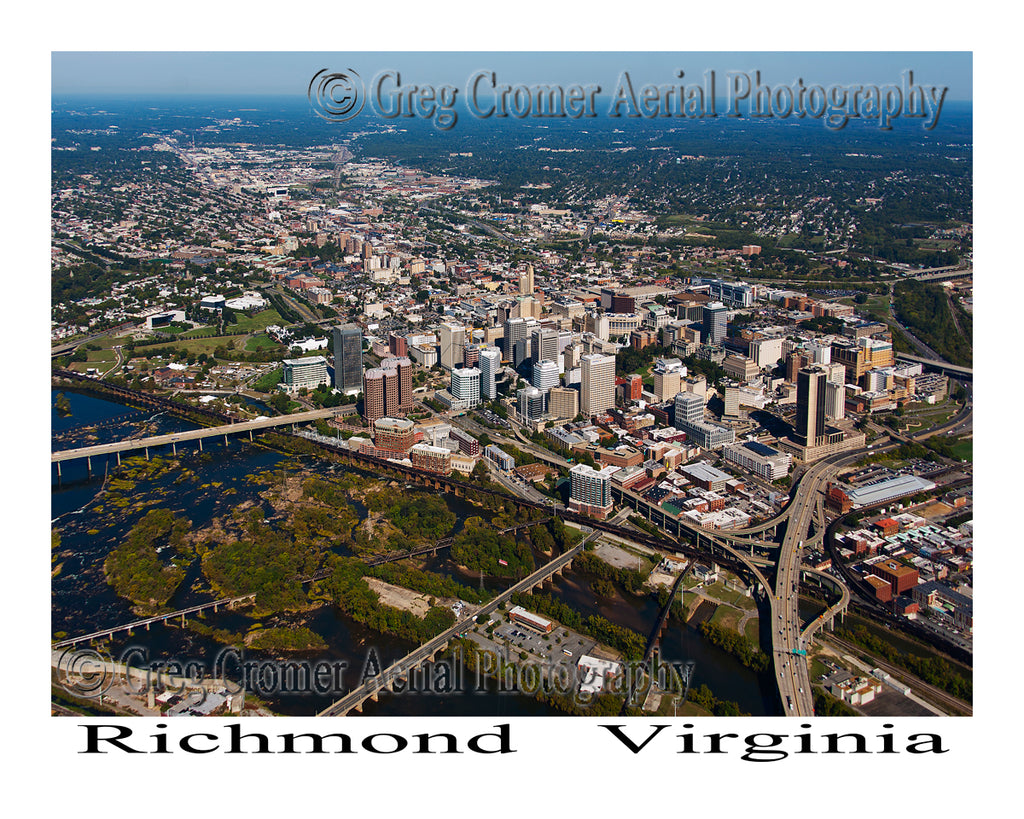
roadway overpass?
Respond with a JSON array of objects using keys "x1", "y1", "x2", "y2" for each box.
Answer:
[
  {"x1": 895, "y1": 352, "x2": 973, "y2": 380},
  {"x1": 907, "y1": 266, "x2": 972, "y2": 282}
]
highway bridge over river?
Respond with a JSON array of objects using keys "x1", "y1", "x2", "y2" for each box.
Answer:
[
  {"x1": 52, "y1": 376, "x2": 889, "y2": 716},
  {"x1": 51, "y1": 407, "x2": 343, "y2": 476}
]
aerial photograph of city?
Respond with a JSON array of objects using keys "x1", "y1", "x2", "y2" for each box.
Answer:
[{"x1": 45, "y1": 49, "x2": 979, "y2": 735}]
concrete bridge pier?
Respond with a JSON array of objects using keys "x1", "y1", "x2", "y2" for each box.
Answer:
[
  {"x1": 145, "y1": 447, "x2": 149, "y2": 461},
  {"x1": 198, "y1": 438, "x2": 203, "y2": 452},
  {"x1": 86, "y1": 456, "x2": 91, "y2": 473},
  {"x1": 116, "y1": 451, "x2": 121, "y2": 466},
  {"x1": 172, "y1": 442, "x2": 177, "y2": 456},
  {"x1": 224, "y1": 434, "x2": 229, "y2": 447},
  {"x1": 56, "y1": 461, "x2": 62, "y2": 480}
]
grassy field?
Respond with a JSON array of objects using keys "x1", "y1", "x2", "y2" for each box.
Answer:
[
  {"x1": 253, "y1": 367, "x2": 283, "y2": 392},
  {"x1": 245, "y1": 333, "x2": 285, "y2": 352},
  {"x1": 948, "y1": 438, "x2": 973, "y2": 461},
  {"x1": 902, "y1": 401, "x2": 960, "y2": 431},
  {"x1": 162, "y1": 336, "x2": 242, "y2": 356},
  {"x1": 225, "y1": 308, "x2": 283, "y2": 333},
  {"x1": 709, "y1": 606, "x2": 741, "y2": 631}
]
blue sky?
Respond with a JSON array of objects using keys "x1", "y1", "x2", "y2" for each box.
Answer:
[{"x1": 51, "y1": 52, "x2": 972, "y2": 100}]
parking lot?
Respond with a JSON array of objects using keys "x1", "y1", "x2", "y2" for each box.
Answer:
[{"x1": 462, "y1": 613, "x2": 602, "y2": 690}]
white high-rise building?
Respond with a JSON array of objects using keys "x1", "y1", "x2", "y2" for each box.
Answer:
[
  {"x1": 568, "y1": 463, "x2": 618, "y2": 519},
  {"x1": 518, "y1": 386, "x2": 545, "y2": 422},
  {"x1": 674, "y1": 391, "x2": 705, "y2": 426},
  {"x1": 450, "y1": 366, "x2": 481, "y2": 408},
  {"x1": 825, "y1": 381, "x2": 846, "y2": 420},
  {"x1": 532, "y1": 359, "x2": 559, "y2": 393},
  {"x1": 438, "y1": 322, "x2": 465, "y2": 371},
  {"x1": 580, "y1": 353, "x2": 616, "y2": 417},
  {"x1": 479, "y1": 347, "x2": 501, "y2": 400}
]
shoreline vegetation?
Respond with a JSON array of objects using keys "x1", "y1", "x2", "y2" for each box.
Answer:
[{"x1": 65, "y1": 390, "x2": 796, "y2": 716}]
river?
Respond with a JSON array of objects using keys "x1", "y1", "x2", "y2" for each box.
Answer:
[{"x1": 51, "y1": 387, "x2": 780, "y2": 716}]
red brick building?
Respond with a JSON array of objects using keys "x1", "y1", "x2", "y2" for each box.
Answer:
[
  {"x1": 873, "y1": 518, "x2": 900, "y2": 538},
  {"x1": 870, "y1": 560, "x2": 919, "y2": 597}
]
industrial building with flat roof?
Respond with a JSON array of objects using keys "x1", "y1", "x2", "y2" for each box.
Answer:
[
  {"x1": 846, "y1": 474, "x2": 937, "y2": 508},
  {"x1": 723, "y1": 440, "x2": 792, "y2": 481}
]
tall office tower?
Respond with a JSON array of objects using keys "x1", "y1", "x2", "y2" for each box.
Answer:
[
  {"x1": 513, "y1": 338, "x2": 532, "y2": 368},
  {"x1": 363, "y1": 368, "x2": 386, "y2": 424},
  {"x1": 580, "y1": 353, "x2": 616, "y2": 417},
  {"x1": 702, "y1": 301, "x2": 728, "y2": 345},
  {"x1": 548, "y1": 386, "x2": 579, "y2": 420},
  {"x1": 787, "y1": 350, "x2": 811, "y2": 383},
  {"x1": 379, "y1": 356, "x2": 414, "y2": 411},
  {"x1": 532, "y1": 326, "x2": 558, "y2": 365},
  {"x1": 463, "y1": 343, "x2": 480, "y2": 368},
  {"x1": 653, "y1": 366, "x2": 682, "y2": 403},
  {"x1": 825, "y1": 380, "x2": 846, "y2": 420},
  {"x1": 475, "y1": 346, "x2": 499, "y2": 399},
  {"x1": 451, "y1": 366, "x2": 481, "y2": 408},
  {"x1": 383, "y1": 366, "x2": 400, "y2": 417},
  {"x1": 518, "y1": 263, "x2": 534, "y2": 296},
  {"x1": 362, "y1": 241, "x2": 374, "y2": 260},
  {"x1": 585, "y1": 312, "x2": 611, "y2": 341},
  {"x1": 518, "y1": 386, "x2": 545, "y2": 422},
  {"x1": 626, "y1": 374, "x2": 643, "y2": 401},
  {"x1": 723, "y1": 385, "x2": 742, "y2": 418},
  {"x1": 532, "y1": 359, "x2": 559, "y2": 393},
  {"x1": 334, "y1": 324, "x2": 364, "y2": 394},
  {"x1": 438, "y1": 322, "x2": 465, "y2": 371},
  {"x1": 504, "y1": 317, "x2": 526, "y2": 361},
  {"x1": 674, "y1": 391, "x2": 705, "y2": 428},
  {"x1": 479, "y1": 347, "x2": 501, "y2": 400},
  {"x1": 388, "y1": 332, "x2": 408, "y2": 357},
  {"x1": 795, "y1": 366, "x2": 828, "y2": 447}
]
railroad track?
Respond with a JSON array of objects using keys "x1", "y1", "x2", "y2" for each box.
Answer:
[{"x1": 821, "y1": 634, "x2": 972, "y2": 716}]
